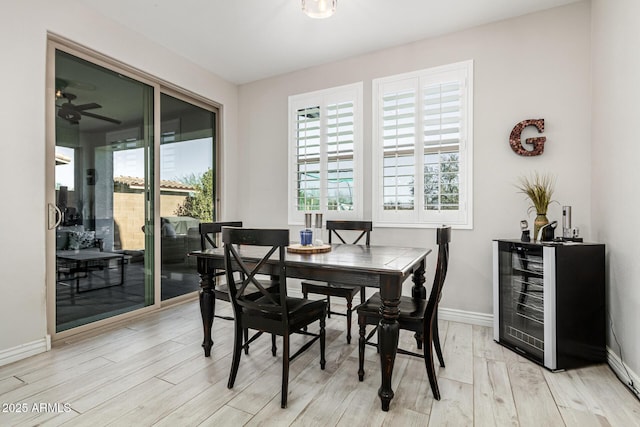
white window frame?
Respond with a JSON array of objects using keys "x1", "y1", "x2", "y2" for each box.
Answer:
[
  {"x1": 372, "y1": 60, "x2": 473, "y2": 229},
  {"x1": 288, "y1": 82, "x2": 363, "y2": 225}
]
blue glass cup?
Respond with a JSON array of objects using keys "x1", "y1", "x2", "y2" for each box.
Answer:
[{"x1": 300, "y1": 229, "x2": 312, "y2": 246}]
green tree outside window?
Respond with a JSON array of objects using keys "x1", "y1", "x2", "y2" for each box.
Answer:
[{"x1": 175, "y1": 168, "x2": 214, "y2": 222}]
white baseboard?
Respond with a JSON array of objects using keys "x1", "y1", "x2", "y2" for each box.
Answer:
[
  {"x1": 438, "y1": 307, "x2": 493, "y2": 327},
  {"x1": 0, "y1": 335, "x2": 51, "y2": 367},
  {"x1": 290, "y1": 282, "x2": 495, "y2": 328},
  {"x1": 607, "y1": 346, "x2": 640, "y2": 398}
]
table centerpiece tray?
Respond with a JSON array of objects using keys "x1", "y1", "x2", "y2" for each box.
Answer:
[{"x1": 287, "y1": 244, "x2": 332, "y2": 254}]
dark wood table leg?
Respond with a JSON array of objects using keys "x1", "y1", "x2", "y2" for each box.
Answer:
[
  {"x1": 197, "y1": 257, "x2": 215, "y2": 357},
  {"x1": 411, "y1": 258, "x2": 427, "y2": 299},
  {"x1": 377, "y1": 277, "x2": 402, "y2": 411}
]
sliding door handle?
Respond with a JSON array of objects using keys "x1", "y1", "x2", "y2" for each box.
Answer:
[{"x1": 48, "y1": 203, "x2": 62, "y2": 230}]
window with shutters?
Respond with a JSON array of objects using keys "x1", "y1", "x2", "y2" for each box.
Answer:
[
  {"x1": 288, "y1": 82, "x2": 363, "y2": 224},
  {"x1": 372, "y1": 61, "x2": 473, "y2": 228}
]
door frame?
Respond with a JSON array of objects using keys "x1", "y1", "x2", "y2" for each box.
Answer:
[{"x1": 46, "y1": 35, "x2": 222, "y2": 341}]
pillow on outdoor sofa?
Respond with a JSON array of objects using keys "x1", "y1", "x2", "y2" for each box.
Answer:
[
  {"x1": 67, "y1": 230, "x2": 96, "y2": 250},
  {"x1": 57, "y1": 225, "x2": 85, "y2": 250}
]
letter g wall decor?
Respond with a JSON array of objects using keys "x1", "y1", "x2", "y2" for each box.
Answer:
[{"x1": 509, "y1": 119, "x2": 546, "y2": 156}]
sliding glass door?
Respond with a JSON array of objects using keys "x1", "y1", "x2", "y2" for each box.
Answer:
[
  {"x1": 50, "y1": 42, "x2": 219, "y2": 335},
  {"x1": 159, "y1": 93, "x2": 216, "y2": 300},
  {"x1": 53, "y1": 49, "x2": 155, "y2": 332}
]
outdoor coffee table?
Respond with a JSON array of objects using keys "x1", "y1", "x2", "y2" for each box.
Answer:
[{"x1": 56, "y1": 251, "x2": 126, "y2": 294}]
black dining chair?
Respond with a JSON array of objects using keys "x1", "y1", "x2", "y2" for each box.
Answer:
[
  {"x1": 223, "y1": 228, "x2": 327, "y2": 408},
  {"x1": 356, "y1": 225, "x2": 451, "y2": 400},
  {"x1": 301, "y1": 220, "x2": 372, "y2": 344},
  {"x1": 200, "y1": 221, "x2": 278, "y2": 355},
  {"x1": 198, "y1": 221, "x2": 243, "y2": 322}
]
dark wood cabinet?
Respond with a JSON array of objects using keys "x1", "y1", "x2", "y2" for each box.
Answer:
[{"x1": 493, "y1": 239, "x2": 606, "y2": 370}]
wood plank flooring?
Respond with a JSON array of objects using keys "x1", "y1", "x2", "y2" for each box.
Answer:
[{"x1": 1, "y1": 298, "x2": 639, "y2": 426}]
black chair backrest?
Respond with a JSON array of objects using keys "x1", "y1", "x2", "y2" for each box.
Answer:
[
  {"x1": 199, "y1": 221, "x2": 243, "y2": 250},
  {"x1": 223, "y1": 228, "x2": 290, "y2": 320},
  {"x1": 326, "y1": 220, "x2": 372, "y2": 246},
  {"x1": 424, "y1": 226, "x2": 451, "y2": 329}
]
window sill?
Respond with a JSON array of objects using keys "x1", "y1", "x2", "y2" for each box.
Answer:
[{"x1": 372, "y1": 221, "x2": 472, "y2": 230}]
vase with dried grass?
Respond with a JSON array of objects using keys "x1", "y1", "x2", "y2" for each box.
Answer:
[{"x1": 516, "y1": 172, "x2": 556, "y2": 241}]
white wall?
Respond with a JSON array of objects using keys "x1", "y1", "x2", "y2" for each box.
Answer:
[
  {"x1": 6, "y1": 0, "x2": 635, "y2": 382},
  {"x1": 0, "y1": 0, "x2": 238, "y2": 357},
  {"x1": 591, "y1": 0, "x2": 640, "y2": 378},
  {"x1": 238, "y1": 2, "x2": 592, "y2": 314}
]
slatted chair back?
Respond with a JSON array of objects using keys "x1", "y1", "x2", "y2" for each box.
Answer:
[
  {"x1": 326, "y1": 220, "x2": 372, "y2": 246},
  {"x1": 199, "y1": 221, "x2": 243, "y2": 250},
  {"x1": 223, "y1": 228, "x2": 290, "y2": 323},
  {"x1": 423, "y1": 226, "x2": 451, "y2": 332}
]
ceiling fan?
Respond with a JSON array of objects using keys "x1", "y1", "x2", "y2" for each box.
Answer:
[{"x1": 56, "y1": 92, "x2": 121, "y2": 125}]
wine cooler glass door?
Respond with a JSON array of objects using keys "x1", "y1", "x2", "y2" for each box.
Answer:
[{"x1": 499, "y1": 243, "x2": 545, "y2": 363}]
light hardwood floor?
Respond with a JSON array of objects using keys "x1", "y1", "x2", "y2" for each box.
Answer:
[{"x1": 1, "y1": 298, "x2": 639, "y2": 426}]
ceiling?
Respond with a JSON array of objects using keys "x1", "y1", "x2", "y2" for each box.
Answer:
[{"x1": 78, "y1": 0, "x2": 580, "y2": 85}]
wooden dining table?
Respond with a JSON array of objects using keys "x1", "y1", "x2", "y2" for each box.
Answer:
[{"x1": 190, "y1": 243, "x2": 431, "y2": 411}]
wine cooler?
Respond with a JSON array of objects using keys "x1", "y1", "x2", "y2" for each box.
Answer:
[{"x1": 493, "y1": 240, "x2": 606, "y2": 370}]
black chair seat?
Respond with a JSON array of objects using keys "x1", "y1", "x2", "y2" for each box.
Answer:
[
  {"x1": 357, "y1": 292, "x2": 426, "y2": 321},
  {"x1": 247, "y1": 295, "x2": 326, "y2": 325},
  {"x1": 301, "y1": 280, "x2": 361, "y2": 299}
]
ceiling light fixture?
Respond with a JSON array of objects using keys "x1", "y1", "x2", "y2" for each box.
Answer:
[{"x1": 302, "y1": 0, "x2": 337, "y2": 19}]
